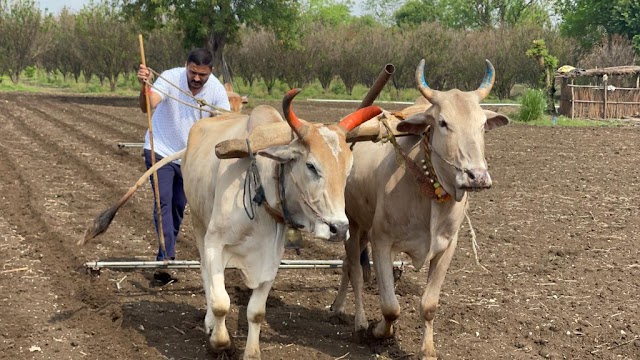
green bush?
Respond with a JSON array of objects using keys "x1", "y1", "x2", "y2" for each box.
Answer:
[
  {"x1": 518, "y1": 89, "x2": 547, "y2": 122},
  {"x1": 24, "y1": 66, "x2": 37, "y2": 79}
]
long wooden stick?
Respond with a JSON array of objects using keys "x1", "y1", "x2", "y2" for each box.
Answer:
[{"x1": 139, "y1": 34, "x2": 166, "y2": 258}]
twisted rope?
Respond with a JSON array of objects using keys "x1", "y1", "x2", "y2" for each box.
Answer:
[{"x1": 146, "y1": 67, "x2": 233, "y2": 115}]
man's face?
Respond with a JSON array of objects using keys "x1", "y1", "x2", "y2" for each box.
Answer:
[{"x1": 186, "y1": 63, "x2": 212, "y2": 90}]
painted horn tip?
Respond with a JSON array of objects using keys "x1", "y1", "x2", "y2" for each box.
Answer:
[
  {"x1": 286, "y1": 88, "x2": 302, "y2": 98},
  {"x1": 485, "y1": 59, "x2": 494, "y2": 70}
]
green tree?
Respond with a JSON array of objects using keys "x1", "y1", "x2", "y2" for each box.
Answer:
[
  {"x1": 363, "y1": 0, "x2": 403, "y2": 25},
  {"x1": 0, "y1": 0, "x2": 52, "y2": 83},
  {"x1": 611, "y1": 1, "x2": 640, "y2": 54},
  {"x1": 42, "y1": 8, "x2": 83, "y2": 82},
  {"x1": 75, "y1": 1, "x2": 137, "y2": 91},
  {"x1": 120, "y1": 0, "x2": 301, "y2": 77},
  {"x1": 526, "y1": 39, "x2": 558, "y2": 112},
  {"x1": 404, "y1": 0, "x2": 553, "y2": 29},
  {"x1": 144, "y1": 24, "x2": 187, "y2": 73},
  {"x1": 394, "y1": 0, "x2": 441, "y2": 27},
  {"x1": 557, "y1": 0, "x2": 640, "y2": 54},
  {"x1": 301, "y1": 0, "x2": 354, "y2": 26}
]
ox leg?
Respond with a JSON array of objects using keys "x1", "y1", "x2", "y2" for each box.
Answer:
[
  {"x1": 243, "y1": 280, "x2": 274, "y2": 360},
  {"x1": 420, "y1": 236, "x2": 458, "y2": 360},
  {"x1": 331, "y1": 228, "x2": 368, "y2": 331},
  {"x1": 202, "y1": 243, "x2": 232, "y2": 353},
  {"x1": 193, "y1": 221, "x2": 217, "y2": 336},
  {"x1": 371, "y1": 239, "x2": 399, "y2": 339}
]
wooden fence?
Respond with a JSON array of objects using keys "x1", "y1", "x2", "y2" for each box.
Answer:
[{"x1": 559, "y1": 78, "x2": 640, "y2": 119}]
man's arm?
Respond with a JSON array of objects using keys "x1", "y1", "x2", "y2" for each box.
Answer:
[{"x1": 137, "y1": 64, "x2": 162, "y2": 113}]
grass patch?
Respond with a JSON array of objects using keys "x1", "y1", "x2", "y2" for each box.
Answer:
[
  {"x1": 515, "y1": 114, "x2": 625, "y2": 127},
  {"x1": 517, "y1": 89, "x2": 547, "y2": 122}
]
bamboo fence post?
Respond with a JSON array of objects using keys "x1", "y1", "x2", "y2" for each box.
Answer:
[
  {"x1": 603, "y1": 75, "x2": 608, "y2": 119},
  {"x1": 571, "y1": 79, "x2": 575, "y2": 120}
]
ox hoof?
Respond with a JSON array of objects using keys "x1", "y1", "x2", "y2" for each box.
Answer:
[
  {"x1": 208, "y1": 336, "x2": 236, "y2": 359},
  {"x1": 354, "y1": 317, "x2": 368, "y2": 333},
  {"x1": 209, "y1": 347, "x2": 237, "y2": 360},
  {"x1": 359, "y1": 322, "x2": 398, "y2": 347},
  {"x1": 369, "y1": 320, "x2": 395, "y2": 339},
  {"x1": 328, "y1": 310, "x2": 350, "y2": 325}
]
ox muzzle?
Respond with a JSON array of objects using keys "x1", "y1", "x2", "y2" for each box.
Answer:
[
  {"x1": 315, "y1": 219, "x2": 350, "y2": 242},
  {"x1": 456, "y1": 168, "x2": 492, "y2": 191}
]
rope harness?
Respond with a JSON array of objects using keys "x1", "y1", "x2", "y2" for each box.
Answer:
[
  {"x1": 379, "y1": 116, "x2": 452, "y2": 203},
  {"x1": 242, "y1": 140, "x2": 303, "y2": 228},
  {"x1": 145, "y1": 67, "x2": 234, "y2": 118}
]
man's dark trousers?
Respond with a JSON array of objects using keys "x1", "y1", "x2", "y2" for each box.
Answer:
[{"x1": 144, "y1": 149, "x2": 187, "y2": 261}]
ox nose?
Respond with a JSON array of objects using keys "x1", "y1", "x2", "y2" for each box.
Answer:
[
  {"x1": 462, "y1": 168, "x2": 492, "y2": 189},
  {"x1": 328, "y1": 222, "x2": 349, "y2": 241}
]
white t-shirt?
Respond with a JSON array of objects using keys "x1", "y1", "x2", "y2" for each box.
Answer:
[{"x1": 144, "y1": 67, "x2": 231, "y2": 162}]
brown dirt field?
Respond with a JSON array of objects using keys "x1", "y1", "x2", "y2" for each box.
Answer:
[{"x1": 0, "y1": 92, "x2": 638, "y2": 360}]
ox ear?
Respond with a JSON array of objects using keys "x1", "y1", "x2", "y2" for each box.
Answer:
[
  {"x1": 257, "y1": 145, "x2": 300, "y2": 163},
  {"x1": 484, "y1": 110, "x2": 510, "y2": 131},
  {"x1": 396, "y1": 110, "x2": 435, "y2": 135}
]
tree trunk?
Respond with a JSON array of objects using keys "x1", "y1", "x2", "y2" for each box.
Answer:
[
  {"x1": 109, "y1": 75, "x2": 116, "y2": 92},
  {"x1": 10, "y1": 69, "x2": 21, "y2": 84},
  {"x1": 207, "y1": 32, "x2": 226, "y2": 78},
  {"x1": 265, "y1": 79, "x2": 276, "y2": 95}
]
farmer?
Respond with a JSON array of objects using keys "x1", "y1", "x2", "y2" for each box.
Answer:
[{"x1": 136, "y1": 48, "x2": 230, "y2": 279}]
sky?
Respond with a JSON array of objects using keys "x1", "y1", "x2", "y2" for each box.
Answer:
[
  {"x1": 40, "y1": 0, "x2": 88, "y2": 14},
  {"x1": 39, "y1": 0, "x2": 367, "y2": 16}
]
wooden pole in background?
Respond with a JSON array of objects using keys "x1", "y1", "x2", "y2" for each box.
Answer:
[
  {"x1": 571, "y1": 79, "x2": 575, "y2": 120},
  {"x1": 603, "y1": 75, "x2": 608, "y2": 120},
  {"x1": 139, "y1": 34, "x2": 166, "y2": 258}
]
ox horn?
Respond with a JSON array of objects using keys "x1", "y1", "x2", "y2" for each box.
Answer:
[
  {"x1": 475, "y1": 59, "x2": 495, "y2": 100},
  {"x1": 282, "y1": 88, "x2": 309, "y2": 139},
  {"x1": 415, "y1": 59, "x2": 436, "y2": 102},
  {"x1": 337, "y1": 105, "x2": 383, "y2": 133}
]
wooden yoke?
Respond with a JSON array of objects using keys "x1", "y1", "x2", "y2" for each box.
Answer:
[{"x1": 215, "y1": 104, "x2": 431, "y2": 159}]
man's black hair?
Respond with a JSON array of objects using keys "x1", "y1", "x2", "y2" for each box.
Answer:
[{"x1": 187, "y1": 48, "x2": 214, "y2": 67}]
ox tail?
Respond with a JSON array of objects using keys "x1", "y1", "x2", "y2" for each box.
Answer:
[
  {"x1": 360, "y1": 247, "x2": 371, "y2": 283},
  {"x1": 78, "y1": 149, "x2": 186, "y2": 246}
]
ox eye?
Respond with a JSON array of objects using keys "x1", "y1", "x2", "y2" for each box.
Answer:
[
  {"x1": 439, "y1": 120, "x2": 448, "y2": 129},
  {"x1": 306, "y1": 162, "x2": 320, "y2": 176}
]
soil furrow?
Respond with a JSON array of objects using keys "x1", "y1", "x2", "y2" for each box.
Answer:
[
  {"x1": 13, "y1": 98, "x2": 142, "y2": 169},
  {"x1": 0, "y1": 107, "x2": 152, "y2": 238},
  {"x1": 40, "y1": 98, "x2": 146, "y2": 141},
  {"x1": 73, "y1": 102, "x2": 149, "y2": 133},
  {"x1": 0, "y1": 141, "x2": 143, "y2": 359}
]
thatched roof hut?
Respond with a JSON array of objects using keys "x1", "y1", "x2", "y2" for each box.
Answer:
[{"x1": 557, "y1": 66, "x2": 640, "y2": 119}]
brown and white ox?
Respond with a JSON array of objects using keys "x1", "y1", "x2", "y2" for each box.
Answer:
[
  {"x1": 80, "y1": 89, "x2": 382, "y2": 360},
  {"x1": 330, "y1": 60, "x2": 510, "y2": 359},
  {"x1": 225, "y1": 82, "x2": 243, "y2": 112}
]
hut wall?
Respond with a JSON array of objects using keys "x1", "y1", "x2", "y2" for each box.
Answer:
[{"x1": 561, "y1": 85, "x2": 640, "y2": 119}]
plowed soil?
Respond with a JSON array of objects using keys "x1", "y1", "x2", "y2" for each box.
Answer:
[{"x1": 0, "y1": 92, "x2": 638, "y2": 360}]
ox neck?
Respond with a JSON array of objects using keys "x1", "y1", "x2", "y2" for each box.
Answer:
[{"x1": 398, "y1": 128, "x2": 451, "y2": 203}]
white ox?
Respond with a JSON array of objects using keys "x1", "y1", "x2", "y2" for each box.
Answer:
[
  {"x1": 330, "y1": 60, "x2": 510, "y2": 359},
  {"x1": 80, "y1": 89, "x2": 382, "y2": 359}
]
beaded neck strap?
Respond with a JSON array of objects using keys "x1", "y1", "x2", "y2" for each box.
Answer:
[{"x1": 380, "y1": 118, "x2": 451, "y2": 203}]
